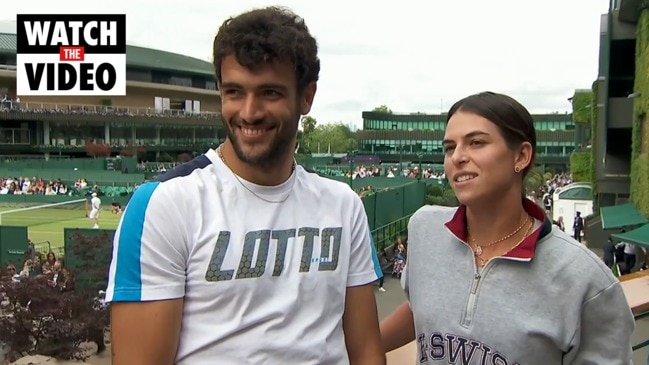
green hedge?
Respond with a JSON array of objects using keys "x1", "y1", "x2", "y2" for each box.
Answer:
[
  {"x1": 570, "y1": 151, "x2": 592, "y2": 183},
  {"x1": 631, "y1": 11, "x2": 649, "y2": 217}
]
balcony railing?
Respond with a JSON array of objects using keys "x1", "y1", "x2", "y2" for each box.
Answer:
[{"x1": 0, "y1": 101, "x2": 221, "y2": 120}]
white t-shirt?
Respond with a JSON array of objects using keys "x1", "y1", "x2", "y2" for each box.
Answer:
[
  {"x1": 91, "y1": 196, "x2": 101, "y2": 211},
  {"x1": 105, "y1": 148, "x2": 382, "y2": 365}
]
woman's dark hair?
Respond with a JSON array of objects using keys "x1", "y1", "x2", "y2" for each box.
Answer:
[
  {"x1": 212, "y1": 6, "x2": 320, "y2": 94},
  {"x1": 446, "y1": 91, "x2": 537, "y2": 176}
]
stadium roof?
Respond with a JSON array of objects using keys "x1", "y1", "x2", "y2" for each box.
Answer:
[
  {"x1": 0, "y1": 33, "x2": 16, "y2": 53},
  {"x1": 0, "y1": 32, "x2": 214, "y2": 77}
]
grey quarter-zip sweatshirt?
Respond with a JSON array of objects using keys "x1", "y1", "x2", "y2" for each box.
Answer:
[{"x1": 402, "y1": 203, "x2": 635, "y2": 365}]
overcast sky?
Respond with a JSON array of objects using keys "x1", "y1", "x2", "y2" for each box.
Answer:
[{"x1": 3, "y1": 0, "x2": 609, "y2": 129}]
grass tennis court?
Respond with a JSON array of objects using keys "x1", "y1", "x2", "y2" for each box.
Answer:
[{"x1": 0, "y1": 205, "x2": 120, "y2": 253}]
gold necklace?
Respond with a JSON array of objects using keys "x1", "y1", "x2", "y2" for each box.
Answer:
[
  {"x1": 216, "y1": 145, "x2": 297, "y2": 204},
  {"x1": 469, "y1": 214, "x2": 530, "y2": 256},
  {"x1": 474, "y1": 218, "x2": 534, "y2": 267}
]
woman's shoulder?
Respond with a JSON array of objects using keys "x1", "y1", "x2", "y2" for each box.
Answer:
[
  {"x1": 538, "y1": 230, "x2": 618, "y2": 288},
  {"x1": 411, "y1": 204, "x2": 458, "y2": 223}
]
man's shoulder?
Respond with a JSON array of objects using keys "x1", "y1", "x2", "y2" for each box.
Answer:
[{"x1": 155, "y1": 154, "x2": 214, "y2": 184}]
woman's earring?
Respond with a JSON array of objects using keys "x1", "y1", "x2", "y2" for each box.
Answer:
[{"x1": 515, "y1": 166, "x2": 521, "y2": 173}]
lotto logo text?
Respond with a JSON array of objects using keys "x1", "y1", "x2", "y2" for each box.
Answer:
[{"x1": 16, "y1": 14, "x2": 126, "y2": 96}]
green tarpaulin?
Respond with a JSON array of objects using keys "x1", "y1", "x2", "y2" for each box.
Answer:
[
  {"x1": 612, "y1": 224, "x2": 649, "y2": 249},
  {"x1": 600, "y1": 203, "x2": 648, "y2": 230}
]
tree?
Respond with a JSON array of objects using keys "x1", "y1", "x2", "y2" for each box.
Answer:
[
  {"x1": 304, "y1": 123, "x2": 357, "y2": 153},
  {"x1": 177, "y1": 152, "x2": 193, "y2": 163},
  {"x1": 298, "y1": 116, "x2": 317, "y2": 154},
  {"x1": 84, "y1": 142, "x2": 111, "y2": 158},
  {"x1": 524, "y1": 167, "x2": 545, "y2": 194},
  {"x1": 119, "y1": 145, "x2": 146, "y2": 159},
  {"x1": 372, "y1": 105, "x2": 393, "y2": 114},
  {"x1": 426, "y1": 183, "x2": 458, "y2": 207},
  {"x1": 301, "y1": 115, "x2": 317, "y2": 135}
]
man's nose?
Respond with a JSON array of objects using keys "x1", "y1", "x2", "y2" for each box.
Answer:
[{"x1": 239, "y1": 95, "x2": 264, "y2": 123}]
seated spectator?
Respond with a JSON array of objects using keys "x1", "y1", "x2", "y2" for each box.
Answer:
[
  {"x1": 42, "y1": 251, "x2": 57, "y2": 275},
  {"x1": 3, "y1": 265, "x2": 18, "y2": 283},
  {"x1": 47, "y1": 259, "x2": 63, "y2": 288},
  {"x1": 58, "y1": 267, "x2": 75, "y2": 292},
  {"x1": 19, "y1": 259, "x2": 36, "y2": 278}
]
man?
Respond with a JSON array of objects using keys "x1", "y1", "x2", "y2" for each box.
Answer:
[
  {"x1": 602, "y1": 235, "x2": 615, "y2": 268},
  {"x1": 542, "y1": 190, "x2": 551, "y2": 211},
  {"x1": 573, "y1": 211, "x2": 584, "y2": 242},
  {"x1": 111, "y1": 200, "x2": 122, "y2": 214},
  {"x1": 105, "y1": 7, "x2": 385, "y2": 365},
  {"x1": 615, "y1": 230, "x2": 645, "y2": 275},
  {"x1": 89, "y1": 192, "x2": 101, "y2": 229}
]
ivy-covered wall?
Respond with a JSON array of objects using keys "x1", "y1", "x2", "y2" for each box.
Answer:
[
  {"x1": 590, "y1": 80, "x2": 599, "y2": 209},
  {"x1": 632, "y1": 11, "x2": 649, "y2": 217},
  {"x1": 571, "y1": 90, "x2": 593, "y2": 124}
]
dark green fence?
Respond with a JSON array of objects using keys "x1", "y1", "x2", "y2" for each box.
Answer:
[
  {"x1": 1, "y1": 158, "x2": 107, "y2": 171},
  {"x1": 0, "y1": 168, "x2": 144, "y2": 185},
  {"x1": 362, "y1": 181, "x2": 426, "y2": 230},
  {"x1": 0, "y1": 225, "x2": 29, "y2": 266},
  {"x1": 371, "y1": 214, "x2": 412, "y2": 252}
]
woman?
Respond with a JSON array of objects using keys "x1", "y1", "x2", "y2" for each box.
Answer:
[
  {"x1": 41, "y1": 251, "x2": 56, "y2": 275},
  {"x1": 380, "y1": 92, "x2": 635, "y2": 364},
  {"x1": 392, "y1": 240, "x2": 407, "y2": 279}
]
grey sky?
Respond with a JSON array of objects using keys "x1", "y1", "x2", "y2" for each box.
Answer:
[{"x1": 3, "y1": 0, "x2": 609, "y2": 128}]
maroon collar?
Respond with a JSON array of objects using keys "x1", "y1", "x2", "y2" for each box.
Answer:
[{"x1": 444, "y1": 199, "x2": 550, "y2": 260}]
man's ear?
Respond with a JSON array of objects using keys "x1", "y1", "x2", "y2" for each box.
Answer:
[{"x1": 300, "y1": 82, "x2": 317, "y2": 115}]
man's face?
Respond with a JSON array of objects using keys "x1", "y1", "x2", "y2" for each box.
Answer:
[{"x1": 219, "y1": 54, "x2": 316, "y2": 167}]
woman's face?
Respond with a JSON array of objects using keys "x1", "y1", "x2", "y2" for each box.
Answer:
[{"x1": 443, "y1": 111, "x2": 528, "y2": 207}]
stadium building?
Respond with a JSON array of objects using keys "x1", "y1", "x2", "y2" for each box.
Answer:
[
  {"x1": 356, "y1": 111, "x2": 577, "y2": 171},
  {"x1": 590, "y1": 0, "x2": 637, "y2": 207},
  {"x1": 0, "y1": 21, "x2": 223, "y2": 161}
]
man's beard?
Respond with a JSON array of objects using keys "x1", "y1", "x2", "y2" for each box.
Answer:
[{"x1": 224, "y1": 116, "x2": 298, "y2": 168}]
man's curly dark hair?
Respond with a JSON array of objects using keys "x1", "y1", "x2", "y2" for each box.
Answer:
[{"x1": 212, "y1": 6, "x2": 320, "y2": 93}]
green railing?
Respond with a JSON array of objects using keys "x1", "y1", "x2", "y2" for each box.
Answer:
[
  {"x1": 371, "y1": 214, "x2": 412, "y2": 252},
  {"x1": 33, "y1": 240, "x2": 64, "y2": 257}
]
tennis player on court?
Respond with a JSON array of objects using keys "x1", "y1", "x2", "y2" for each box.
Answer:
[
  {"x1": 105, "y1": 6, "x2": 385, "y2": 365},
  {"x1": 89, "y1": 192, "x2": 101, "y2": 229}
]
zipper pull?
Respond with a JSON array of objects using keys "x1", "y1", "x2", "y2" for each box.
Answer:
[{"x1": 471, "y1": 274, "x2": 481, "y2": 294}]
